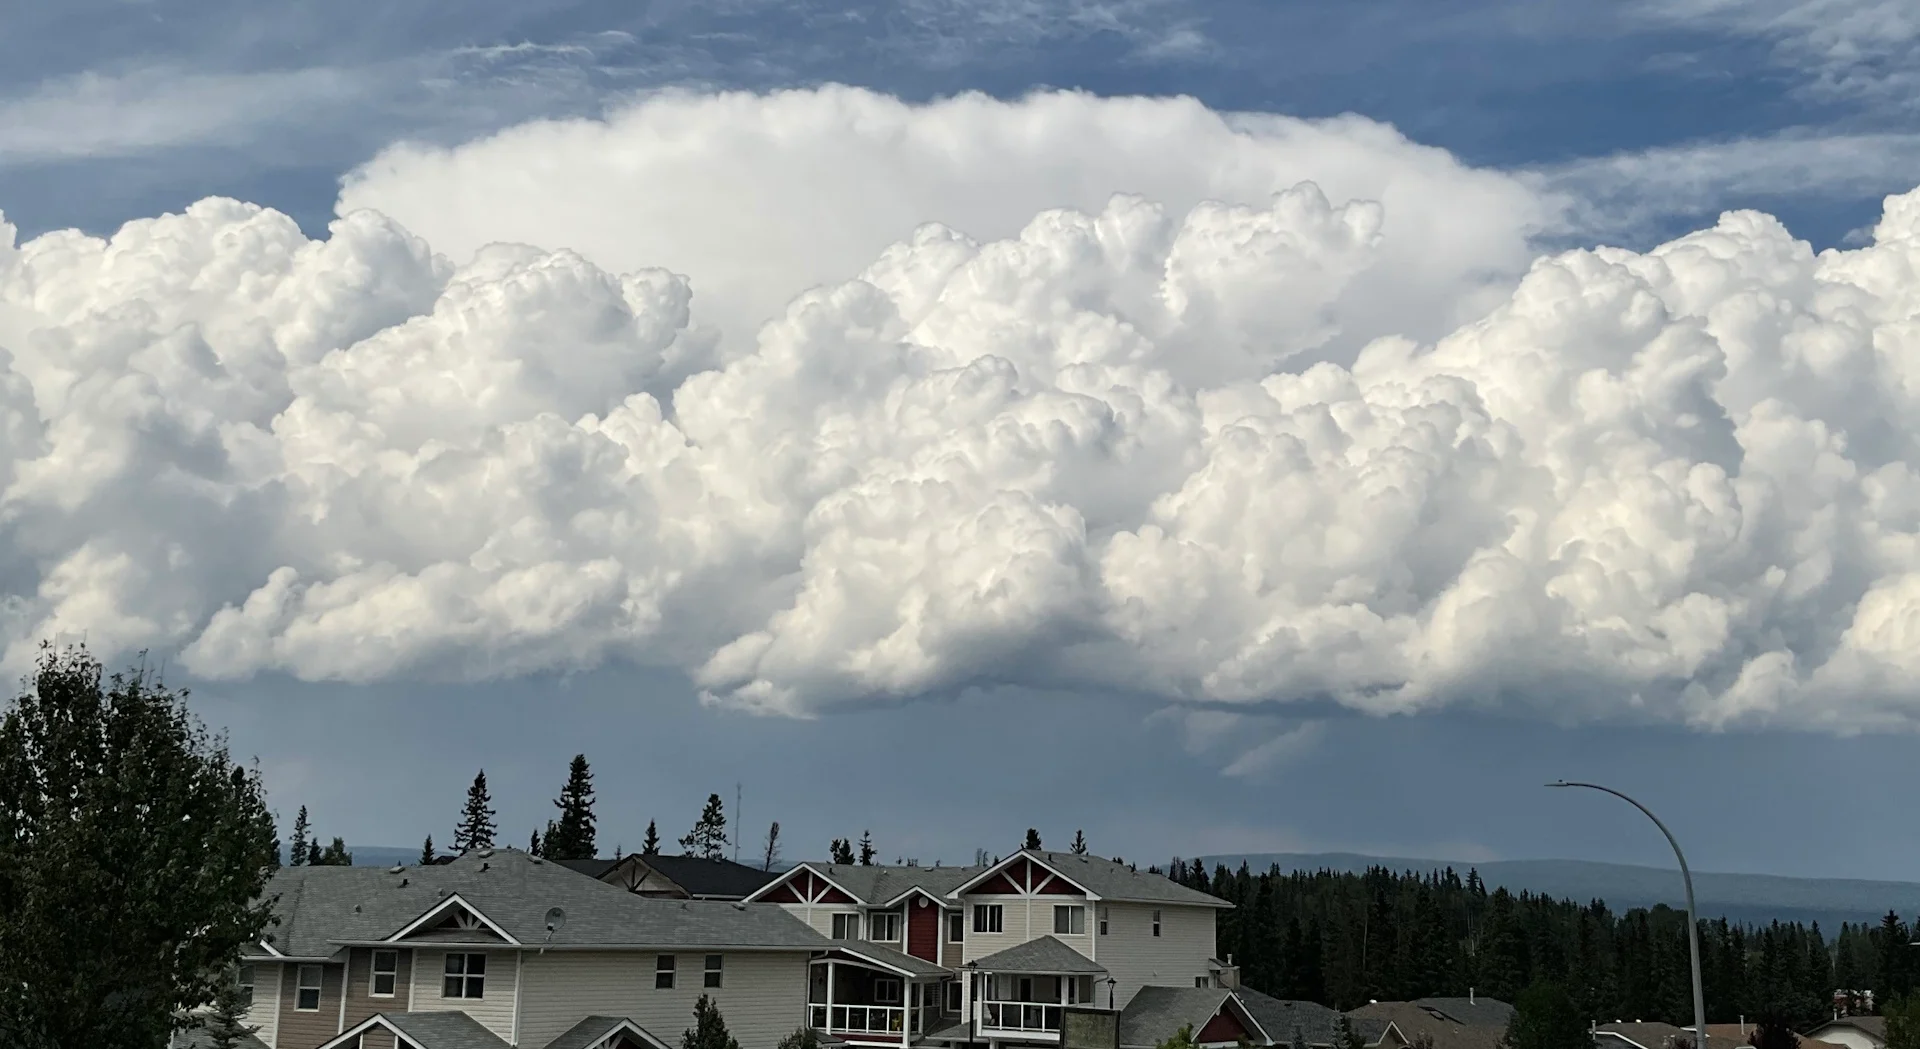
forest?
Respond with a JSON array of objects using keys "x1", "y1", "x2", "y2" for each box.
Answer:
[{"x1": 1166, "y1": 860, "x2": 1920, "y2": 1027}]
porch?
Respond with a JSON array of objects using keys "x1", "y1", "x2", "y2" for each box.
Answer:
[
  {"x1": 967, "y1": 935, "x2": 1111, "y2": 1044},
  {"x1": 809, "y1": 948, "x2": 953, "y2": 1045}
]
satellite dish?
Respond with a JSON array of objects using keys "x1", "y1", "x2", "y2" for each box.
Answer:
[{"x1": 545, "y1": 907, "x2": 567, "y2": 934}]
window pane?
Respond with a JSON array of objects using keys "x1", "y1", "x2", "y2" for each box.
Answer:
[
  {"x1": 468, "y1": 975, "x2": 484, "y2": 999},
  {"x1": 444, "y1": 976, "x2": 463, "y2": 998},
  {"x1": 467, "y1": 954, "x2": 487, "y2": 975},
  {"x1": 299, "y1": 988, "x2": 321, "y2": 1011},
  {"x1": 444, "y1": 954, "x2": 465, "y2": 975}
]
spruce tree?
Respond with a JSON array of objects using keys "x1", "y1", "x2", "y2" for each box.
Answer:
[
  {"x1": 1070, "y1": 830, "x2": 1088, "y2": 855},
  {"x1": 545, "y1": 754, "x2": 597, "y2": 860},
  {"x1": 684, "y1": 993, "x2": 742, "y2": 1049},
  {"x1": 420, "y1": 835, "x2": 435, "y2": 865},
  {"x1": 289, "y1": 805, "x2": 310, "y2": 867},
  {"x1": 762, "y1": 821, "x2": 782, "y2": 871},
  {"x1": 317, "y1": 836, "x2": 352, "y2": 866},
  {"x1": 1023, "y1": 828, "x2": 1042, "y2": 850},
  {"x1": 642, "y1": 819, "x2": 662, "y2": 855},
  {"x1": 830, "y1": 838, "x2": 855, "y2": 865},
  {"x1": 858, "y1": 830, "x2": 875, "y2": 865},
  {"x1": 200, "y1": 969, "x2": 260, "y2": 1049},
  {"x1": 680, "y1": 794, "x2": 729, "y2": 860},
  {"x1": 530, "y1": 828, "x2": 543, "y2": 856},
  {"x1": 304, "y1": 839, "x2": 322, "y2": 866},
  {"x1": 1503, "y1": 981, "x2": 1586, "y2": 1049},
  {"x1": 453, "y1": 770, "x2": 497, "y2": 853}
]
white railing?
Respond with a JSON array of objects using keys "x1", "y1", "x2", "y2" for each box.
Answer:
[
  {"x1": 809, "y1": 1004, "x2": 906, "y2": 1035},
  {"x1": 982, "y1": 1003, "x2": 1063, "y2": 1032}
]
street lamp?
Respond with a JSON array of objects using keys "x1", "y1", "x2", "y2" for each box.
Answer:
[{"x1": 1548, "y1": 781, "x2": 1706, "y2": 1049}]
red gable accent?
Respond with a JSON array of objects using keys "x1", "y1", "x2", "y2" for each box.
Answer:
[
  {"x1": 818, "y1": 885, "x2": 855, "y2": 904},
  {"x1": 1198, "y1": 1008, "x2": 1249, "y2": 1044},
  {"x1": 907, "y1": 897, "x2": 940, "y2": 961},
  {"x1": 974, "y1": 872, "x2": 1020, "y2": 895},
  {"x1": 762, "y1": 882, "x2": 806, "y2": 904},
  {"x1": 1034, "y1": 876, "x2": 1080, "y2": 895}
]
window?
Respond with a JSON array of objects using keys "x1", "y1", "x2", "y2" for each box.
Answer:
[
  {"x1": 705, "y1": 954, "x2": 724, "y2": 988},
  {"x1": 371, "y1": 950, "x2": 398, "y2": 998},
  {"x1": 832, "y1": 913, "x2": 860, "y2": 940},
  {"x1": 1152, "y1": 910, "x2": 1162, "y2": 937},
  {"x1": 1195, "y1": 976, "x2": 1209, "y2": 988},
  {"x1": 869, "y1": 912, "x2": 902, "y2": 941},
  {"x1": 945, "y1": 982, "x2": 962, "y2": 1013},
  {"x1": 656, "y1": 955, "x2": 677, "y2": 989},
  {"x1": 295, "y1": 965, "x2": 323, "y2": 1011},
  {"x1": 237, "y1": 966, "x2": 255, "y2": 1010},
  {"x1": 443, "y1": 953, "x2": 486, "y2": 999},
  {"x1": 1099, "y1": 907, "x2": 1109, "y2": 936},
  {"x1": 948, "y1": 911, "x2": 965, "y2": 942},
  {"x1": 875, "y1": 978, "x2": 902, "y2": 1005},
  {"x1": 1053, "y1": 905, "x2": 1086, "y2": 935},
  {"x1": 973, "y1": 904, "x2": 1003, "y2": 933},
  {"x1": 1074, "y1": 976, "x2": 1094, "y2": 1004}
]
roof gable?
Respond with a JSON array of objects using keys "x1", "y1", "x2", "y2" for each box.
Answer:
[
  {"x1": 953, "y1": 853, "x2": 1093, "y2": 898},
  {"x1": 542, "y1": 1016, "x2": 673, "y2": 1049},
  {"x1": 747, "y1": 864, "x2": 861, "y2": 905},
  {"x1": 388, "y1": 893, "x2": 519, "y2": 944},
  {"x1": 318, "y1": 1012, "x2": 508, "y2": 1049}
]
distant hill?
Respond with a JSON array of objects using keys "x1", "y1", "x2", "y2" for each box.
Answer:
[
  {"x1": 1197, "y1": 852, "x2": 1920, "y2": 931},
  {"x1": 346, "y1": 845, "x2": 425, "y2": 868}
]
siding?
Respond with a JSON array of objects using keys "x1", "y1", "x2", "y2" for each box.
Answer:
[
  {"x1": 788, "y1": 904, "x2": 863, "y2": 941},
  {"x1": 276, "y1": 962, "x2": 344, "y2": 1049},
  {"x1": 1096, "y1": 903, "x2": 1217, "y2": 1007},
  {"x1": 957, "y1": 895, "x2": 1095, "y2": 966},
  {"x1": 245, "y1": 962, "x2": 282, "y2": 1049},
  {"x1": 906, "y1": 901, "x2": 939, "y2": 962},
  {"x1": 517, "y1": 950, "x2": 811, "y2": 1049},
  {"x1": 342, "y1": 947, "x2": 414, "y2": 1030},
  {"x1": 407, "y1": 949, "x2": 518, "y2": 1043}
]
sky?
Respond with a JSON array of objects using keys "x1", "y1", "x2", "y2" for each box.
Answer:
[{"x1": 5, "y1": 0, "x2": 1920, "y2": 882}]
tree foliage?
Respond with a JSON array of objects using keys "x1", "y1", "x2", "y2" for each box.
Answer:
[
  {"x1": 543, "y1": 754, "x2": 597, "y2": 861},
  {"x1": 1503, "y1": 981, "x2": 1589, "y2": 1049},
  {"x1": 680, "y1": 793, "x2": 729, "y2": 860},
  {"x1": 1156, "y1": 1024, "x2": 1197, "y2": 1049},
  {"x1": 829, "y1": 838, "x2": 855, "y2": 865},
  {"x1": 1023, "y1": 828, "x2": 1042, "y2": 850},
  {"x1": 0, "y1": 645, "x2": 278, "y2": 1049},
  {"x1": 776, "y1": 1027, "x2": 823, "y2": 1049},
  {"x1": 1885, "y1": 994, "x2": 1920, "y2": 1049},
  {"x1": 762, "y1": 821, "x2": 782, "y2": 871},
  {"x1": 420, "y1": 835, "x2": 435, "y2": 865},
  {"x1": 289, "y1": 805, "x2": 310, "y2": 867},
  {"x1": 198, "y1": 970, "x2": 260, "y2": 1049},
  {"x1": 314, "y1": 836, "x2": 352, "y2": 866},
  {"x1": 858, "y1": 829, "x2": 875, "y2": 865},
  {"x1": 683, "y1": 993, "x2": 742, "y2": 1049},
  {"x1": 1070, "y1": 830, "x2": 1089, "y2": 855},
  {"x1": 642, "y1": 819, "x2": 661, "y2": 856},
  {"x1": 453, "y1": 769, "x2": 496, "y2": 853}
]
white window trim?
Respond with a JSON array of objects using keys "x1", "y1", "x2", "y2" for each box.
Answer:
[
  {"x1": 295, "y1": 965, "x2": 323, "y2": 1011},
  {"x1": 1053, "y1": 904, "x2": 1085, "y2": 935},
  {"x1": 973, "y1": 903, "x2": 1004, "y2": 933},
  {"x1": 237, "y1": 965, "x2": 256, "y2": 1010},
  {"x1": 1152, "y1": 909, "x2": 1162, "y2": 937},
  {"x1": 1098, "y1": 907, "x2": 1109, "y2": 936},
  {"x1": 947, "y1": 911, "x2": 965, "y2": 942},
  {"x1": 831, "y1": 913, "x2": 861, "y2": 940},
  {"x1": 656, "y1": 954, "x2": 677, "y2": 990},
  {"x1": 704, "y1": 954, "x2": 724, "y2": 988},
  {"x1": 874, "y1": 977, "x2": 903, "y2": 1005},
  {"x1": 869, "y1": 911, "x2": 902, "y2": 942},
  {"x1": 370, "y1": 950, "x2": 399, "y2": 998}
]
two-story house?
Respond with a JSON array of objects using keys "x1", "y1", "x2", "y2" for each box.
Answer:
[
  {"x1": 742, "y1": 850, "x2": 1238, "y2": 1049},
  {"x1": 224, "y1": 848, "x2": 829, "y2": 1049}
]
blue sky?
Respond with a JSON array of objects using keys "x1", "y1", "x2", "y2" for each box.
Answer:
[{"x1": 9, "y1": 0, "x2": 1920, "y2": 882}]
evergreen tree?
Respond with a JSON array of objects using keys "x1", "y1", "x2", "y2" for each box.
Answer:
[
  {"x1": 1885, "y1": 994, "x2": 1920, "y2": 1049},
  {"x1": 289, "y1": 805, "x2": 311, "y2": 867},
  {"x1": 776, "y1": 1028, "x2": 823, "y2": 1049},
  {"x1": 530, "y1": 828, "x2": 543, "y2": 856},
  {"x1": 304, "y1": 839, "x2": 322, "y2": 866},
  {"x1": 268, "y1": 837, "x2": 281, "y2": 871},
  {"x1": 1157, "y1": 1025, "x2": 1198, "y2": 1049},
  {"x1": 684, "y1": 993, "x2": 743, "y2": 1049},
  {"x1": 680, "y1": 793, "x2": 729, "y2": 860},
  {"x1": 453, "y1": 769, "x2": 497, "y2": 853},
  {"x1": 199, "y1": 969, "x2": 261, "y2": 1049},
  {"x1": 420, "y1": 835, "x2": 435, "y2": 865},
  {"x1": 858, "y1": 830, "x2": 875, "y2": 865},
  {"x1": 1336, "y1": 1016, "x2": 1366, "y2": 1049},
  {"x1": 0, "y1": 644, "x2": 278, "y2": 1049},
  {"x1": 642, "y1": 819, "x2": 662, "y2": 855},
  {"x1": 830, "y1": 838, "x2": 855, "y2": 865},
  {"x1": 1503, "y1": 981, "x2": 1587, "y2": 1049},
  {"x1": 1070, "y1": 830, "x2": 1089, "y2": 855},
  {"x1": 316, "y1": 836, "x2": 352, "y2": 865},
  {"x1": 1023, "y1": 828, "x2": 1042, "y2": 850},
  {"x1": 544, "y1": 754, "x2": 597, "y2": 860},
  {"x1": 762, "y1": 821, "x2": 782, "y2": 871}
]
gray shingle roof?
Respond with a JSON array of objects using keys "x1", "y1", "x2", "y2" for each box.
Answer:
[
  {"x1": 1412, "y1": 998, "x2": 1515, "y2": 1030},
  {"x1": 795, "y1": 864, "x2": 987, "y2": 905},
  {"x1": 255, "y1": 849, "x2": 829, "y2": 957},
  {"x1": 1349, "y1": 1002, "x2": 1502, "y2": 1049},
  {"x1": 640, "y1": 856, "x2": 781, "y2": 898},
  {"x1": 1012, "y1": 852, "x2": 1232, "y2": 908},
  {"x1": 1238, "y1": 989, "x2": 1388, "y2": 1048},
  {"x1": 541, "y1": 1016, "x2": 670, "y2": 1049},
  {"x1": 383, "y1": 1011, "x2": 512, "y2": 1049},
  {"x1": 971, "y1": 935, "x2": 1107, "y2": 974},
  {"x1": 824, "y1": 941, "x2": 953, "y2": 978},
  {"x1": 1119, "y1": 986, "x2": 1236, "y2": 1047}
]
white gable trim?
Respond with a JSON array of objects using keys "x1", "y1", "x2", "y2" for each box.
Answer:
[
  {"x1": 581, "y1": 1017, "x2": 675, "y2": 1049},
  {"x1": 316, "y1": 1015, "x2": 422, "y2": 1049},
  {"x1": 879, "y1": 885, "x2": 957, "y2": 910},
  {"x1": 743, "y1": 862, "x2": 868, "y2": 905},
  {"x1": 947, "y1": 851, "x2": 1097, "y2": 900},
  {"x1": 385, "y1": 892, "x2": 522, "y2": 945}
]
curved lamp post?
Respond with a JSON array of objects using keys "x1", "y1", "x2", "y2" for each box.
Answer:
[{"x1": 1548, "y1": 781, "x2": 1706, "y2": 1049}]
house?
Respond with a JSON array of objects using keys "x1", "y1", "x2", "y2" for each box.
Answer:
[
  {"x1": 1346, "y1": 996, "x2": 1510, "y2": 1049},
  {"x1": 224, "y1": 847, "x2": 829, "y2": 1049},
  {"x1": 1238, "y1": 991, "x2": 1400, "y2": 1049},
  {"x1": 1702, "y1": 1023, "x2": 1847, "y2": 1049},
  {"x1": 555, "y1": 854, "x2": 779, "y2": 901},
  {"x1": 742, "y1": 849, "x2": 1237, "y2": 1048},
  {"x1": 1800, "y1": 1018, "x2": 1887, "y2": 1049},
  {"x1": 1594, "y1": 1022, "x2": 1751, "y2": 1049}
]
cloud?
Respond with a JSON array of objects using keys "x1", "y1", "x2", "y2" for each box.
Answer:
[
  {"x1": 1637, "y1": 0, "x2": 1920, "y2": 107},
  {"x1": 8, "y1": 88, "x2": 1920, "y2": 735}
]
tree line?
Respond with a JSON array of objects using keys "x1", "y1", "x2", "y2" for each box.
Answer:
[{"x1": 1167, "y1": 859, "x2": 1920, "y2": 1028}]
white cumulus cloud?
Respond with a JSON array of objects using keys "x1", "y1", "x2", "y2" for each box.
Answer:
[{"x1": 5, "y1": 87, "x2": 1920, "y2": 735}]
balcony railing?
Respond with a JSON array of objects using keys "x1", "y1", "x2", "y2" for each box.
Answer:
[
  {"x1": 982, "y1": 1003, "x2": 1063, "y2": 1033},
  {"x1": 809, "y1": 1004, "x2": 906, "y2": 1035}
]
